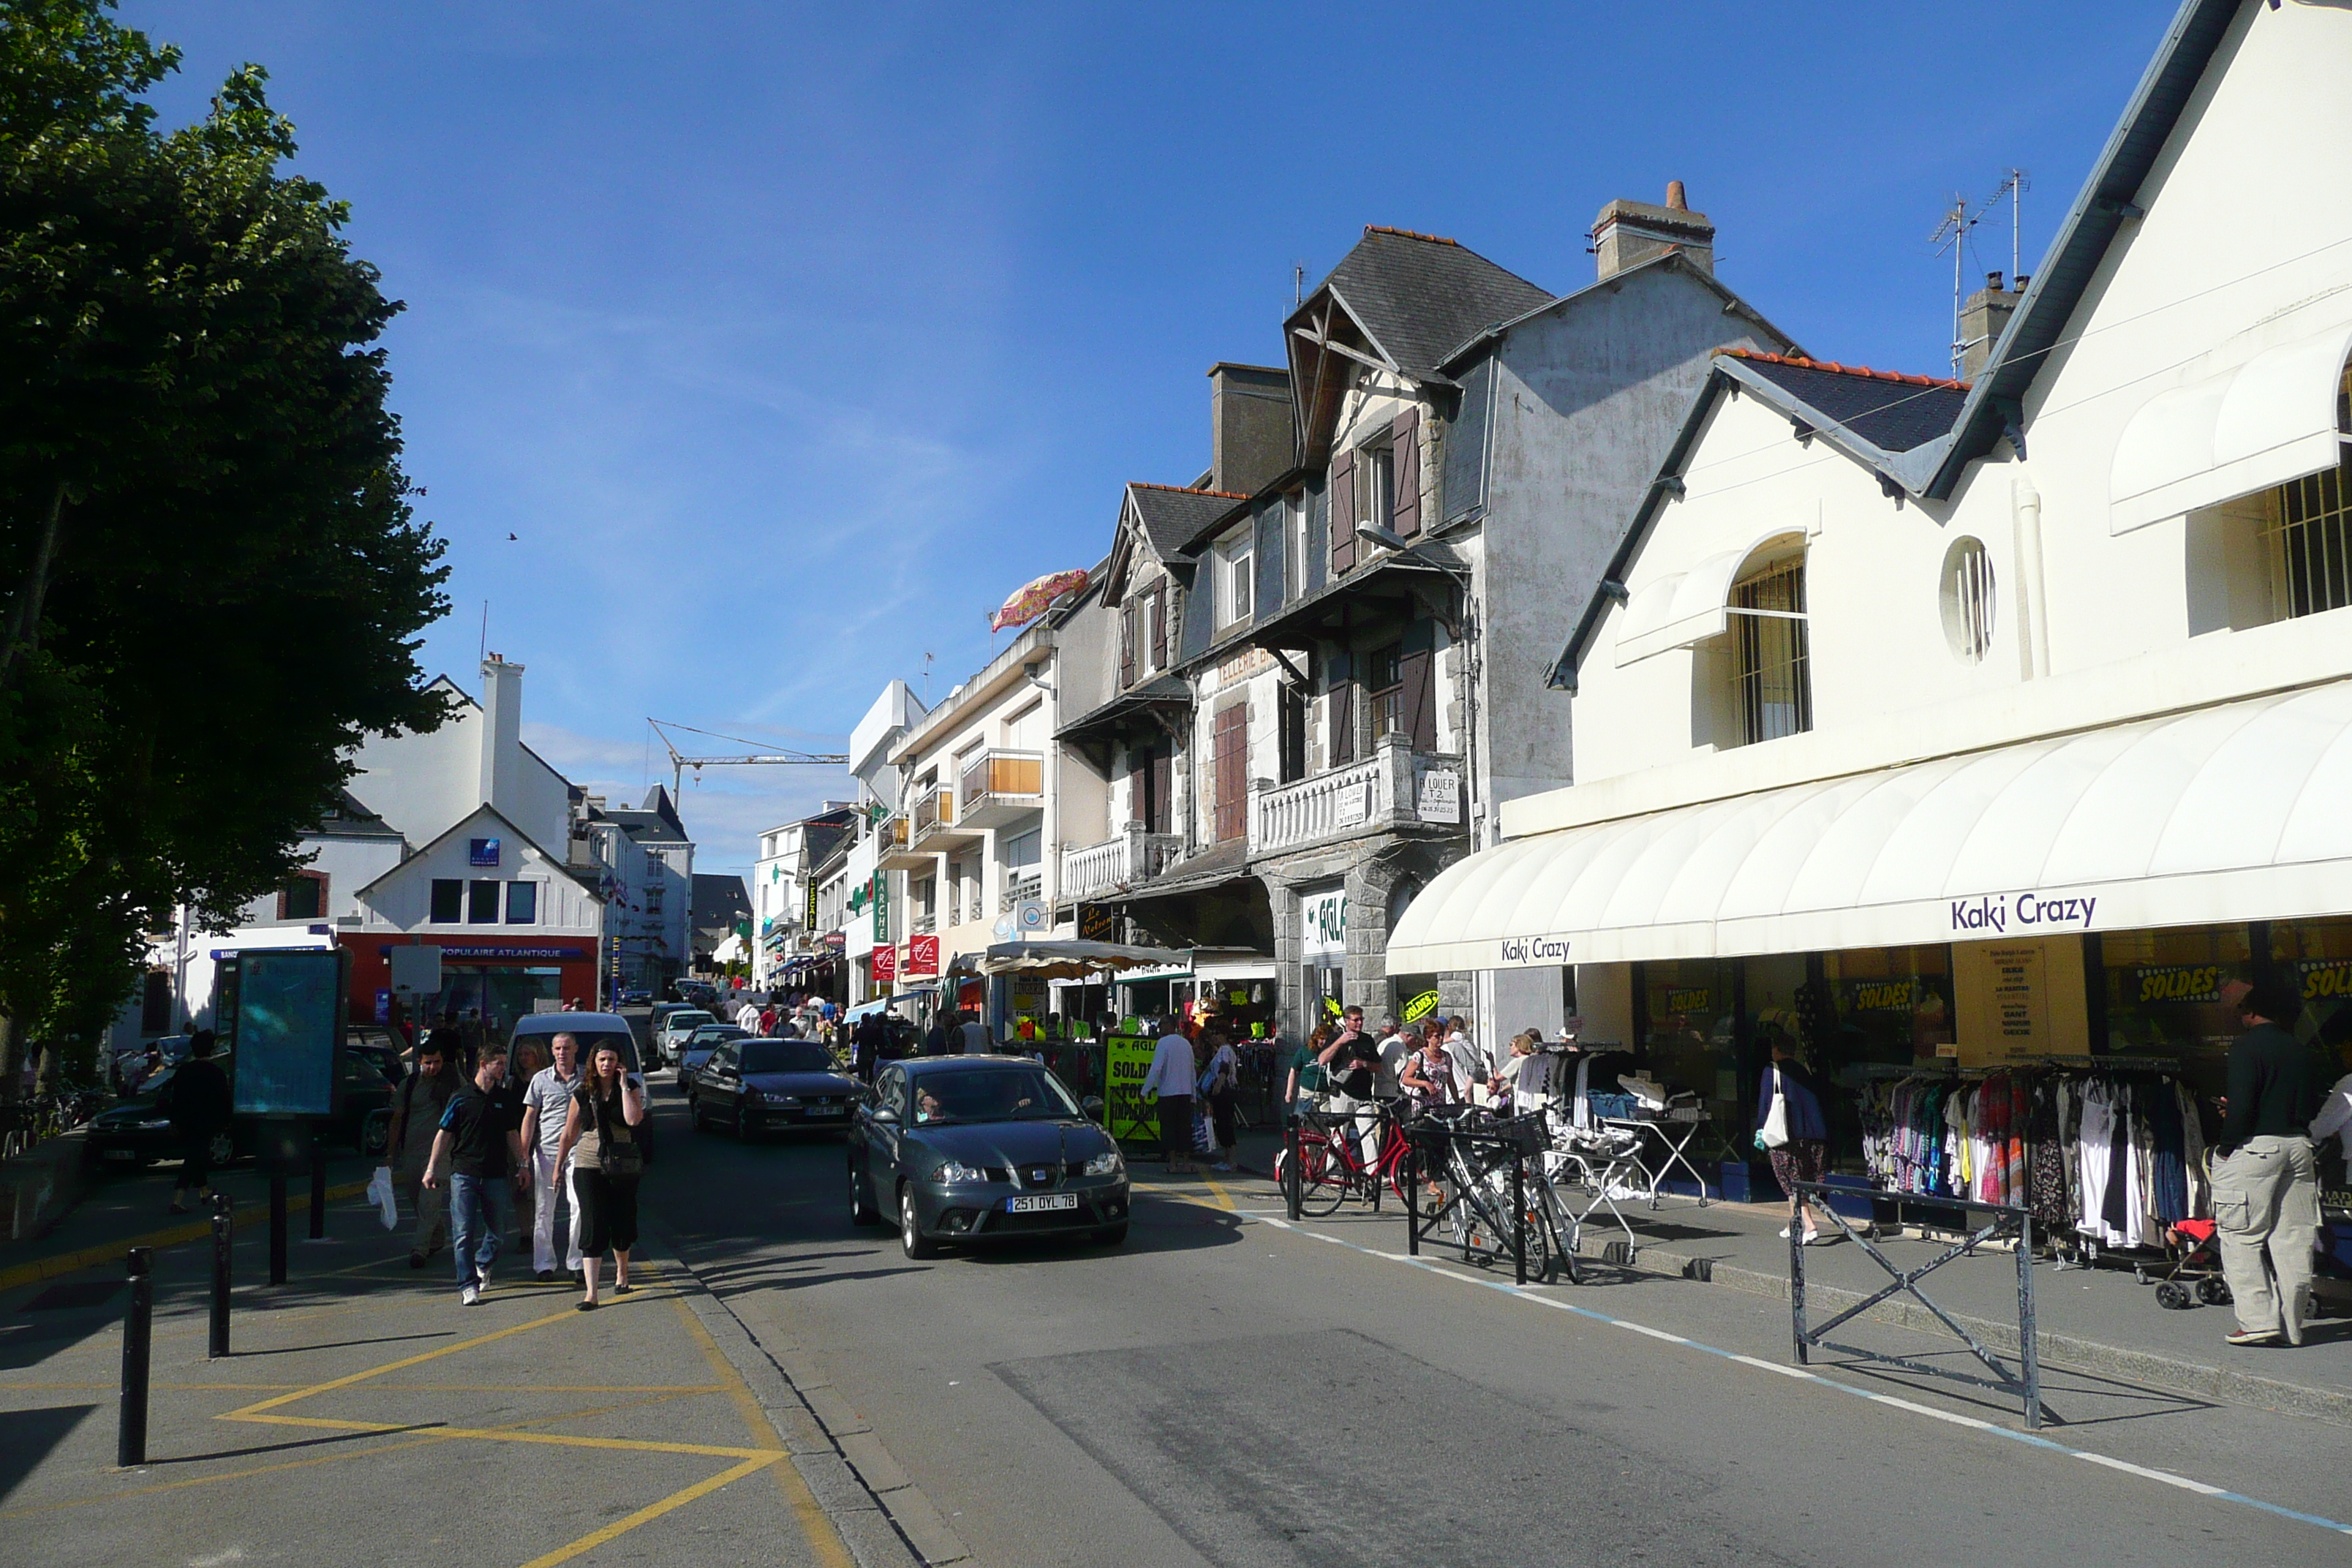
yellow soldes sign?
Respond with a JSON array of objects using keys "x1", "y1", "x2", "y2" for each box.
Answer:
[
  {"x1": 1104, "y1": 1033, "x2": 1158, "y2": 1145},
  {"x1": 1401, "y1": 990, "x2": 1441, "y2": 1025}
]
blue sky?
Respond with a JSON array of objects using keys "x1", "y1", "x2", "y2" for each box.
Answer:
[{"x1": 127, "y1": 1, "x2": 2174, "y2": 882}]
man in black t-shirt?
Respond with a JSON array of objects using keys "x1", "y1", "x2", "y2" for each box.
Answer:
[{"x1": 423, "y1": 1047, "x2": 531, "y2": 1305}]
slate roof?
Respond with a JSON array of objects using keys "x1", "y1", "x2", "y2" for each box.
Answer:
[
  {"x1": 1317, "y1": 227, "x2": 1553, "y2": 378},
  {"x1": 691, "y1": 873, "x2": 750, "y2": 930},
  {"x1": 1128, "y1": 483, "x2": 1248, "y2": 562},
  {"x1": 1722, "y1": 350, "x2": 1969, "y2": 454}
]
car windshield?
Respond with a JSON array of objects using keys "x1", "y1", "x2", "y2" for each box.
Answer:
[
  {"x1": 667, "y1": 1011, "x2": 712, "y2": 1030},
  {"x1": 533, "y1": 1030, "x2": 636, "y2": 1071},
  {"x1": 739, "y1": 1041, "x2": 834, "y2": 1074},
  {"x1": 909, "y1": 1066, "x2": 1081, "y2": 1126}
]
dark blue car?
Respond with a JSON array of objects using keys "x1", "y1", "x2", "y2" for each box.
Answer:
[
  {"x1": 848, "y1": 1055, "x2": 1129, "y2": 1257},
  {"x1": 690, "y1": 1037, "x2": 859, "y2": 1139}
]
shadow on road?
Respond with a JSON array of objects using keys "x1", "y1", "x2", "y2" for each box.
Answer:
[{"x1": 0, "y1": 1404, "x2": 96, "y2": 1502}]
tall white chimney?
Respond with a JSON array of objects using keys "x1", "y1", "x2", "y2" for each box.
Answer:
[{"x1": 479, "y1": 655, "x2": 524, "y2": 815}]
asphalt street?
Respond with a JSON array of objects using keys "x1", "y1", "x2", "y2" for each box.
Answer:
[{"x1": 642, "y1": 1086, "x2": 2352, "y2": 1568}]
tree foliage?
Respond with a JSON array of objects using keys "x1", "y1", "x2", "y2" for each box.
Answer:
[{"x1": 0, "y1": 0, "x2": 450, "y2": 1081}]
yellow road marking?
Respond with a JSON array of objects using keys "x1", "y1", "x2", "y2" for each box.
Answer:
[
  {"x1": 0, "y1": 1382, "x2": 301, "y2": 1392},
  {"x1": 234, "y1": 1411, "x2": 783, "y2": 1459},
  {"x1": 515, "y1": 1454, "x2": 782, "y2": 1568},
  {"x1": 1199, "y1": 1173, "x2": 1237, "y2": 1212},
  {"x1": 671, "y1": 1292, "x2": 858, "y2": 1568},
  {"x1": 222, "y1": 1306, "x2": 581, "y2": 1418}
]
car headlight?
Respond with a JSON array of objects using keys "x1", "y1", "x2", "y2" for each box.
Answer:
[
  {"x1": 933, "y1": 1161, "x2": 987, "y2": 1184},
  {"x1": 775, "y1": 1096, "x2": 802, "y2": 1107},
  {"x1": 1085, "y1": 1150, "x2": 1125, "y2": 1177},
  {"x1": 136, "y1": 1117, "x2": 174, "y2": 1131}
]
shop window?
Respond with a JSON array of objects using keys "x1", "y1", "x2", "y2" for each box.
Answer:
[
  {"x1": 279, "y1": 870, "x2": 327, "y2": 921},
  {"x1": 1825, "y1": 946, "x2": 1956, "y2": 1067},
  {"x1": 467, "y1": 880, "x2": 500, "y2": 924},
  {"x1": 429, "y1": 879, "x2": 464, "y2": 924},
  {"x1": 1729, "y1": 550, "x2": 1812, "y2": 745},
  {"x1": 505, "y1": 881, "x2": 538, "y2": 924},
  {"x1": 1939, "y1": 537, "x2": 1997, "y2": 664}
]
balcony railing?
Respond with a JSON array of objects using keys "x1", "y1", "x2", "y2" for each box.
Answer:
[
  {"x1": 875, "y1": 811, "x2": 929, "y2": 871},
  {"x1": 1058, "y1": 823, "x2": 1186, "y2": 903},
  {"x1": 1000, "y1": 870, "x2": 1043, "y2": 912},
  {"x1": 911, "y1": 783, "x2": 957, "y2": 848},
  {"x1": 1249, "y1": 736, "x2": 1465, "y2": 858},
  {"x1": 912, "y1": 912, "x2": 936, "y2": 935},
  {"x1": 959, "y1": 749, "x2": 1045, "y2": 828}
]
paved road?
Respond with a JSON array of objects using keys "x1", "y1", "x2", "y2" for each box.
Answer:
[{"x1": 641, "y1": 1087, "x2": 2352, "y2": 1568}]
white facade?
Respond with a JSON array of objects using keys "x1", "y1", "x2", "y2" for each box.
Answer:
[{"x1": 1390, "y1": 0, "x2": 2352, "y2": 1060}]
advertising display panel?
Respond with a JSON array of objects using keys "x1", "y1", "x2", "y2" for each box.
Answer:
[{"x1": 222, "y1": 948, "x2": 349, "y2": 1118}]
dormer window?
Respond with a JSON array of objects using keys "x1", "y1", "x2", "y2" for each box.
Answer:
[
  {"x1": 1730, "y1": 549, "x2": 1811, "y2": 745},
  {"x1": 1214, "y1": 527, "x2": 1255, "y2": 628}
]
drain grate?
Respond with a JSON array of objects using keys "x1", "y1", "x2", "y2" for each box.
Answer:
[{"x1": 25, "y1": 1281, "x2": 124, "y2": 1312}]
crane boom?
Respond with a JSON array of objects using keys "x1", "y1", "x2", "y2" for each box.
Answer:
[{"x1": 648, "y1": 718, "x2": 848, "y2": 798}]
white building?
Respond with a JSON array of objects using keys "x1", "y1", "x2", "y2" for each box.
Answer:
[
  {"x1": 119, "y1": 655, "x2": 644, "y2": 1047},
  {"x1": 1390, "y1": 0, "x2": 2352, "y2": 1150},
  {"x1": 751, "y1": 804, "x2": 857, "y2": 990}
]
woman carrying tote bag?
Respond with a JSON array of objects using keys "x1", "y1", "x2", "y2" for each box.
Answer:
[
  {"x1": 555, "y1": 1044, "x2": 647, "y2": 1309},
  {"x1": 1752, "y1": 1023, "x2": 1832, "y2": 1245}
]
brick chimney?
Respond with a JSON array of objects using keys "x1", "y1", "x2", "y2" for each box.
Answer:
[
  {"x1": 478, "y1": 655, "x2": 524, "y2": 818},
  {"x1": 1592, "y1": 180, "x2": 1715, "y2": 280},
  {"x1": 1959, "y1": 270, "x2": 2027, "y2": 381},
  {"x1": 1207, "y1": 363, "x2": 1294, "y2": 497}
]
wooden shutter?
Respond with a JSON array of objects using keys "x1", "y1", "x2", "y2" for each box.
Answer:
[
  {"x1": 1128, "y1": 744, "x2": 1147, "y2": 827},
  {"x1": 1119, "y1": 598, "x2": 1136, "y2": 687},
  {"x1": 1213, "y1": 703, "x2": 1248, "y2": 842},
  {"x1": 1398, "y1": 619, "x2": 1436, "y2": 752},
  {"x1": 1391, "y1": 408, "x2": 1421, "y2": 537},
  {"x1": 1149, "y1": 584, "x2": 1168, "y2": 671},
  {"x1": 1329, "y1": 651, "x2": 1355, "y2": 765},
  {"x1": 1330, "y1": 448, "x2": 1357, "y2": 575},
  {"x1": 1149, "y1": 742, "x2": 1172, "y2": 834}
]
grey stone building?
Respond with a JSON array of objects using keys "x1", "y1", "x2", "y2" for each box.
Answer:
[{"x1": 1056, "y1": 197, "x2": 1795, "y2": 1044}]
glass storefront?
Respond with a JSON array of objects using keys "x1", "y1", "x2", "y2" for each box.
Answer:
[{"x1": 1823, "y1": 946, "x2": 1956, "y2": 1068}]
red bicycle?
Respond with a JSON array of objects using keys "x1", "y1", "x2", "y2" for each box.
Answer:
[{"x1": 1279, "y1": 1098, "x2": 1432, "y2": 1216}]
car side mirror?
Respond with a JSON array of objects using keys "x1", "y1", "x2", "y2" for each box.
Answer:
[
  {"x1": 871, "y1": 1106, "x2": 897, "y2": 1124},
  {"x1": 1081, "y1": 1095, "x2": 1105, "y2": 1126}
]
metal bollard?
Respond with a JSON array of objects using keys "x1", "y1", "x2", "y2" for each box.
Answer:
[
  {"x1": 209, "y1": 1196, "x2": 233, "y2": 1359},
  {"x1": 1284, "y1": 1116, "x2": 1302, "y2": 1221},
  {"x1": 1512, "y1": 1157, "x2": 1527, "y2": 1287},
  {"x1": 309, "y1": 1137, "x2": 326, "y2": 1240},
  {"x1": 268, "y1": 1174, "x2": 288, "y2": 1286},
  {"x1": 1404, "y1": 1142, "x2": 1420, "y2": 1257},
  {"x1": 118, "y1": 1248, "x2": 153, "y2": 1467}
]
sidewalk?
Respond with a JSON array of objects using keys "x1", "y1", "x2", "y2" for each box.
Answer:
[
  {"x1": 0, "y1": 1142, "x2": 380, "y2": 1292},
  {"x1": 0, "y1": 1189, "x2": 938, "y2": 1567},
  {"x1": 1226, "y1": 1125, "x2": 2352, "y2": 1425}
]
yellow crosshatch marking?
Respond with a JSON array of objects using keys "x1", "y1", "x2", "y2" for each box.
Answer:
[{"x1": 0, "y1": 1258, "x2": 854, "y2": 1567}]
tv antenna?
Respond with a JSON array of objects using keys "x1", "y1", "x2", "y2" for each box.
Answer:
[
  {"x1": 647, "y1": 718, "x2": 846, "y2": 799},
  {"x1": 1931, "y1": 170, "x2": 2027, "y2": 377}
]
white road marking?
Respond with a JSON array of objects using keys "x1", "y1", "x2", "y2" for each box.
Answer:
[{"x1": 1219, "y1": 1202, "x2": 2352, "y2": 1539}]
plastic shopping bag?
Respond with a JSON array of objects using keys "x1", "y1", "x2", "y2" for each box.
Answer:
[{"x1": 366, "y1": 1165, "x2": 397, "y2": 1230}]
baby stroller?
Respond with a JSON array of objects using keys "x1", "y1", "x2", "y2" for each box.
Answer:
[{"x1": 2142, "y1": 1218, "x2": 2232, "y2": 1311}]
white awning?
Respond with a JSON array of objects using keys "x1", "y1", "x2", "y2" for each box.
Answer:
[
  {"x1": 1387, "y1": 678, "x2": 2352, "y2": 972},
  {"x1": 1615, "y1": 533, "x2": 1787, "y2": 666},
  {"x1": 2108, "y1": 319, "x2": 2352, "y2": 535}
]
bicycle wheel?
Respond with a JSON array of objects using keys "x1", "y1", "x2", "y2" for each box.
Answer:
[{"x1": 1293, "y1": 1131, "x2": 1352, "y2": 1218}]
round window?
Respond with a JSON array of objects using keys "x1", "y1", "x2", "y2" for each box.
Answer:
[{"x1": 1940, "y1": 536, "x2": 1997, "y2": 664}]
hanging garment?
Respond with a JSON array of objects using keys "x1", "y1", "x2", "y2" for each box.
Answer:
[
  {"x1": 2149, "y1": 1076, "x2": 2188, "y2": 1224},
  {"x1": 2078, "y1": 1084, "x2": 2117, "y2": 1242},
  {"x1": 2028, "y1": 1079, "x2": 2070, "y2": 1230}
]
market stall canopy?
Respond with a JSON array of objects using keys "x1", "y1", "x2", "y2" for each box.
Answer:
[
  {"x1": 990, "y1": 568, "x2": 1090, "y2": 633},
  {"x1": 1388, "y1": 678, "x2": 2352, "y2": 972},
  {"x1": 970, "y1": 941, "x2": 1191, "y2": 979}
]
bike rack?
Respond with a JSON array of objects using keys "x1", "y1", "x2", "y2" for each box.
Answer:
[
  {"x1": 1788, "y1": 1182, "x2": 2051, "y2": 1430},
  {"x1": 1403, "y1": 1120, "x2": 1536, "y2": 1286}
]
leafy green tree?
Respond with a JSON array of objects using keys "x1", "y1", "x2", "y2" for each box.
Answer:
[{"x1": 0, "y1": 0, "x2": 449, "y2": 1090}]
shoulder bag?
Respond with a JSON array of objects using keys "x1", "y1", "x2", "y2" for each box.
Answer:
[{"x1": 1755, "y1": 1068, "x2": 1790, "y2": 1150}]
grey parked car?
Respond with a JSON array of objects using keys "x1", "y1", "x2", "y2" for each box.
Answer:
[{"x1": 848, "y1": 1056, "x2": 1130, "y2": 1258}]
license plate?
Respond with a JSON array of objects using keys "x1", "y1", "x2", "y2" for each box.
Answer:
[
  {"x1": 1006, "y1": 1193, "x2": 1077, "y2": 1214},
  {"x1": 804, "y1": 1106, "x2": 845, "y2": 1117},
  {"x1": 104, "y1": 1149, "x2": 137, "y2": 1162}
]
